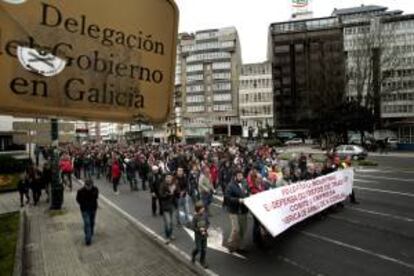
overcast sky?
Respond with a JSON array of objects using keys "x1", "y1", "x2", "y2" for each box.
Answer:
[{"x1": 174, "y1": 0, "x2": 414, "y2": 63}]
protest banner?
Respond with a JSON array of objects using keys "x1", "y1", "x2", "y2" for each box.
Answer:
[{"x1": 244, "y1": 169, "x2": 354, "y2": 237}]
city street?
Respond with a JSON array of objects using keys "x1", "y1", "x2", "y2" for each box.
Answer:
[
  {"x1": 1, "y1": 1, "x2": 414, "y2": 276},
  {"x1": 78, "y1": 156, "x2": 414, "y2": 276}
]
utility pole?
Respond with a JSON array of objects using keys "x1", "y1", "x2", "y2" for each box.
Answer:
[{"x1": 50, "y1": 118, "x2": 63, "y2": 210}]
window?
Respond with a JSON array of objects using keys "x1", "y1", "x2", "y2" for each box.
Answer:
[
  {"x1": 213, "y1": 72, "x2": 231, "y2": 80},
  {"x1": 187, "y1": 52, "x2": 231, "y2": 62},
  {"x1": 186, "y1": 64, "x2": 203, "y2": 72},
  {"x1": 213, "y1": 82, "x2": 231, "y2": 91},
  {"x1": 196, "y1": 31, "x2": 218, "y2": 40},
  {"x1": 187, "y1": 74, "x2": 203, "y2": 82},
  {"x1": 213, "y1": 94, "x2": 231, "y2": 101},
  {"x1": 212, "y1": 62, "x2": 231, "y2": 70},
  {"x1": 187, "y1": 85, "x2": 203, "y2": 93},
  {"x1": 187, "y1": 106, "x2": 205, "y2": 113},
  {"x1": 213, "y1": 104, "x2": 232, "y2": 112},
  {"x1": 186, "y1": 95, "x2": 205, "y2": 103}
]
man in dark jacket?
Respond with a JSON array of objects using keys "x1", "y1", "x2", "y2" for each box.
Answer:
[
  {"x1": 31, "y1": 166, "x2": 43, "y2": 206},
  {"x1": 149, "y1": 165, "x2": 164, "y2": 216},
  {"x1": 124, "y1": 157, "x2": 138, "y2": 191},
  {"x1": 224, "y1": 171, "x2": 250, "y2": 253},
  {"x1": 17, "y1": 173, "x2": 30, "y2": 207},
  {"x1": 137, "y1": 156, "x2": 150, "y2": 190},
  {"x1": 42, "y1": 161, "x2": 52, "y2": 203},
  {"x1": 76, "y1": 179, "x2": 99, "y2": 246},
  {"x1": 187, "y1": 164, "x2": 200, "y2": 204},
  {"x1": 175, "y1": 167, "x2": 190, "y2": 225},
  {"x1": 218, "y1": 160, "x2": 233, "y2": 195},
  {"x1": 159, "y1": 174, "x2": 177, "y2": 243}
]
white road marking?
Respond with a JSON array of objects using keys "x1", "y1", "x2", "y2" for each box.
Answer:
[
  {"x1": 354, "y1": 186, "x2": 414, "y2": 198},
  {"x1": 75, "y1": 179, "x2": 219, "y2": 276},
  {"x1": 358, "y1": 174, "x2": 414, "y2": 183},
  {"x1": 277, "y1": 255, "x2": 325, "y2": 276},
  {"x1": 348, "y1": 207, "x2": 414, "y2": 223},
  {"x1": 356, "y1": 169, "x2": 381, "y2": 173},
  {"x1": 300, "y1": 231, "x2": 414, "y2": 270},
  {"x1": 354, "y1": 178, "x2": 375, "y2": 183},
  {"x1": 183, "y1": 225, "x2": 246, "y2": 260}
]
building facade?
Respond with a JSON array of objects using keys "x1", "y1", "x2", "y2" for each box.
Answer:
[
  {"x1": 268, "y1": 17, "x2": 346, "y2": 131},
  {"x1": 239, "y1": 62, "x2": 273, "y2": 137},
  {"x1": 177, "y1": 27, "x2": 242, "y2": 140},
  {"x1": 335, "y1": 5, "x2": 414, "y2": 147}
]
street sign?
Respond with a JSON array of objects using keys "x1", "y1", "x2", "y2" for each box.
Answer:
[
  {"x1": 13, "y1": 132, "x2": 74, "y2": 145},
  {"x1": 12, "y1": 121, "x2": 74, "y2": 132},
  {"x1": 0, "y1": 0, "x2": 178, "y2": 123}
]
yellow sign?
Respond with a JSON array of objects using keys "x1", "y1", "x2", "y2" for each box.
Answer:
[
  {"x1": 13, "y1": 121, "x2": 74, "y2": 132},
  {"x1": 0, "y1": 0, "x2": 178, "y2": 123},
  {"x1": 13, "y1": 132, "x2": 74, "y2": 145}
]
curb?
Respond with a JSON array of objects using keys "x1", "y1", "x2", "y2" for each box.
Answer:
[
  {"x1": 13, "y1": 208, "x2": 26, "y2": 276},
  {"x1": 73, "y1": 178, "x2": 214, "y2": 276}
]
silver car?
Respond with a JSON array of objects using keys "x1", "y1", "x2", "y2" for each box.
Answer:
[{"x1": 335, "y1": 145, "x2": 368, "y2": 160}]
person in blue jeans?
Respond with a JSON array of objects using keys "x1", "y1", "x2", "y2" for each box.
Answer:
[
  {"x1": 191, "y1": 201, "x2": 209, "y2": 268},
  {"x1": 159, "y1": 174, "x2": 177, "y2": 244},
  {"x1": 174, "y1": 167, "x2": 190, "y2": 225},
  {"x1": 76, "y1": 179, "x2": 99, "y2": 246}
]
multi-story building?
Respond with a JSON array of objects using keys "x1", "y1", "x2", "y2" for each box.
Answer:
[
  {"x1": 267, "y1": 17, "x2": 346, "y2": 131},
  {"x1": 239, "y1": 62, "x2": 273, "y2": 137},
  {"x1": 177, "y1": 27, "x2": 242, "y2": 140},
  {"x1": 335, "y1": 5, "x2": 414, "y2": 147}
]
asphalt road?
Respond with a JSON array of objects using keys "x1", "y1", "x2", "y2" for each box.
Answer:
[{"x1": 76, "y1": 157, "x2": 414, "y2": 276}]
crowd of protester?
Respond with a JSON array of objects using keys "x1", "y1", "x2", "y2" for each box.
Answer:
[{"x1": 19, "y1": 141, "x2": 359, "y2": 268}]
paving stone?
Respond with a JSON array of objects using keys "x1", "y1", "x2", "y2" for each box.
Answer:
[{"x1": 20, "y1": 189, "x2": 199, "y2": 276}]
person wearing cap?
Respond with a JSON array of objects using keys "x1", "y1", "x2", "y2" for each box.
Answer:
[
  {"x1": 76, "y1": 179, "x2": 99, "y2": 246},
  {"x1": 149, "y1": 165, "x2": 164, "y2": 216},
  {"x1": 191, "y1": 201, "x2": 209, "y2": 268}
]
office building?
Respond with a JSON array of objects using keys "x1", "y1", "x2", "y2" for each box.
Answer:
[{"x1": 239, "y1": 62, "x2": 273, "y2": 137}]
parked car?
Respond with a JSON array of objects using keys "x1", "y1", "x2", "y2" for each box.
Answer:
[
  {"x1": 284, "y1": 138, "x2": 303, "y2": 146},
  {"x1": 387, "y1": 138, "x2": 399, "y2": 150},
  {"x1": 334, "y1": 145, "x2": 368, "y2": 160}
]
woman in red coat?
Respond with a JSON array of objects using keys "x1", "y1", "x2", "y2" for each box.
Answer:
[
  {"x1": 209, "y1": 162, "x2": 219, "y2": 189},
  {"x1": 111, "y1": 160, "x2": 122, "y2": 195}
]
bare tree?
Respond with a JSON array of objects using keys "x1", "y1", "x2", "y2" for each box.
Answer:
[{"x1": 345, "y1": 16, "x2": 407, "y2": 121}]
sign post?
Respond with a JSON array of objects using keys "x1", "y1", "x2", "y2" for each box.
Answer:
[{"x1": 49, "y1": 118, "x2": 63, "y2": 210}]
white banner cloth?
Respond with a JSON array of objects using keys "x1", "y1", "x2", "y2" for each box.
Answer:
[{"x1": 244, "y1": 169, "x2": 354, "y2": 237}]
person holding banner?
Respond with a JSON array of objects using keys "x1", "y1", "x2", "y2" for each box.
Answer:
[
  {"x1": 341, "y1": 156, "x2": 359, "y2": 204},
  {"x1": 225, "y1": 171, "x2": 250, "y2": 253},
  {"x1": 248, "y1": 174, "x2": 267, "y2": 249}
]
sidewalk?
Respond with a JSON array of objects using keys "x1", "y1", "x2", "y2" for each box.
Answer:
[{"x1": 18, "y1": 189, "x2": 201, "y2": 276}]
